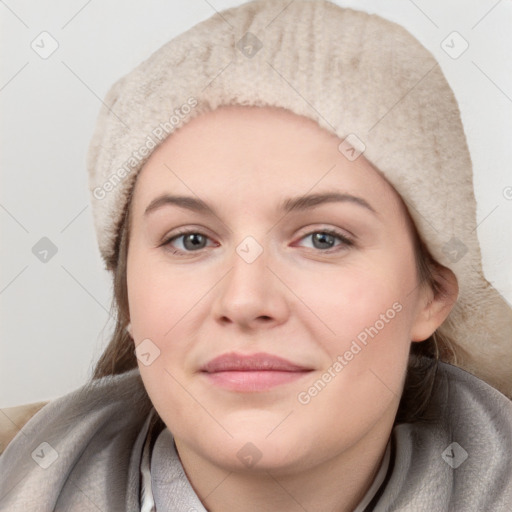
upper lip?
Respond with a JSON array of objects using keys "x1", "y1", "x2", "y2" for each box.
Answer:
[{"x1": 201, "y1": 352, "x2": 312, "y2": 373}]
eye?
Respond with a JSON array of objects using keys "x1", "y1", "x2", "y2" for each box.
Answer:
[
  {"x1": 295, "y1": 229, "x2": 354, "y2": 252},
  {"x1": 161, "y1": 229, "x2": 216, "y2": 254}
]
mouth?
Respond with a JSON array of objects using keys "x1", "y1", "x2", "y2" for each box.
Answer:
[{"x1": 200, "y1": 352, "x2": 313, "y2": 392}]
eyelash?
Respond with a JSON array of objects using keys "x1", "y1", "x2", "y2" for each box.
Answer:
[{"x1": 160, "y1": 227, "x2": 355, "y2": 256}]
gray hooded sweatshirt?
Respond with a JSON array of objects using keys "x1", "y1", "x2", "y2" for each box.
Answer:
[{"x1": 0, "y1": 361, "x2": 511, "y2": 511}]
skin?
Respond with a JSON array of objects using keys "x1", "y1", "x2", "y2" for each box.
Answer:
[{"x1": 126, "y1": 105, "x2": 458, "y2": 512}]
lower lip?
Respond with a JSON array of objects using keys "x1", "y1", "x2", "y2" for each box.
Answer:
[{"x1": 203, "y1": 370, "x2": 311, "y2": 392}]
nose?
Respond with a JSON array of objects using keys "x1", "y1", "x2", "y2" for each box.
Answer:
[{"x1": 211, "y1": 242, "x2": 290, "y2": 331}]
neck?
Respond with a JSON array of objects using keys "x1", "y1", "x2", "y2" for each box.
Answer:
[{"x1": 174, "y1": 420, "x2": 393, "y2": 512}]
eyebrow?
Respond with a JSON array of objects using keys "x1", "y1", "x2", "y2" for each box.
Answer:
[{"x1": 144, "y1": 192, "x2": 377, "y2": 217}]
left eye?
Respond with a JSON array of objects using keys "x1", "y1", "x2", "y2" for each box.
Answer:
[
  {"x1": 162, "y1": 229, "x2": 354, "y2": 254},
  {"x1": 296, "y1": 229, "x2": 354, "y2": 251}
]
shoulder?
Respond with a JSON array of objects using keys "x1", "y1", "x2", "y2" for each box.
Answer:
[
  {"x1": 1, "y1": 369, "x2": 148, "y2": 451},
  {"x1": 431, "y1": 361, "x2": 512, "y2": 433},
  {"x1": 0, "y1": 401, "x2": 49, "y2": 455},
  {"x1": 0, "y1": 369, "x2": 153, "y2": 510},
  {"x1": 381, "y1": 362, "x2": 512, "y2": 510}
]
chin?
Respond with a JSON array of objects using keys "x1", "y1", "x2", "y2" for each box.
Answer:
[{"x1": 208, "y1": 436, "x2": 309, "y2": 475}]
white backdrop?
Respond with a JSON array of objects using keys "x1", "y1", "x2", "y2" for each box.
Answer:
[{"x1": 1, "y1": 0, "x2": 511, "y2": 407}]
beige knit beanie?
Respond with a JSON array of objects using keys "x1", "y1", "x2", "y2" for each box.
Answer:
[{"x1": 87, "y1": 0, "x2": 512, "y2": 397}]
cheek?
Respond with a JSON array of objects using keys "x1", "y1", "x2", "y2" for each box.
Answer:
[
  {"x1": 310, "y1": 255, "x2": 416, "y2": 343},
  {"x1": 126, "y1": 249, "x2": 202, "y2": 424},
  {"x1": 303, "y1": 254, "x2": 418, "y2": 396},
  {"x1": 127, "y1": 243, "x2": 198, "y2": 341},
  {"x1": 126, "y1": 244, "x2": 217, "y2": 381}
]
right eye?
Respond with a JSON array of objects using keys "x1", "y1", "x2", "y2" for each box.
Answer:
[{"x1": 162, "y1": 229, "x2": 217, "y2": 255}]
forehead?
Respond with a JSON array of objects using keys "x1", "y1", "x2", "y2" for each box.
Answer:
[{"x1": 130, "y1": 105, "x2": 401, "y2": 217}]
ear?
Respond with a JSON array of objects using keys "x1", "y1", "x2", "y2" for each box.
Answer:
[{"x1": 410, "y1": 265, "x2": 459, "y2": 342}]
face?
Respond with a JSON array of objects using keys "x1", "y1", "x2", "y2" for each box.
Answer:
[{"x1": 126, "y1": 105, "x2": 439, "y2": 475}]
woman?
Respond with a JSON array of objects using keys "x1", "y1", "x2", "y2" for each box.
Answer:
[{"x1": 1, "y1": 1, "x2": 511, "y2": 510}]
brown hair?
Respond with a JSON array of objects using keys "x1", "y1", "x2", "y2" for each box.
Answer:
[{"x1": 91, "y1": 187, "x2": 457, "y2": 425}]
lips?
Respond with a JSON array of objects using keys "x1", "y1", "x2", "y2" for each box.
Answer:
[
  {"x1": 202, "y1": 352, "x2": 311, "y2": 372},
  {"x1": 200, "y1": 352, "x2": 313, "y2": 391}
]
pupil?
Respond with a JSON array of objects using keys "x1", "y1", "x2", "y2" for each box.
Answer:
[
  {"x1": 314, "y1": 233, "x2": 334, "y2": 249},
  {"x1": 185, "y1": 233, "x2": 204, "y2": 250}
]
